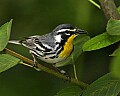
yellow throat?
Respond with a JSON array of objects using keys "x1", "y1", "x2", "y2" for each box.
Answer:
[{"x1": 59, "y1": 34, "x2": 77, "y2": 58}]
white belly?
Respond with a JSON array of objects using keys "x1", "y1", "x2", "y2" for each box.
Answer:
[{"x1": 38, "y1": 57, "x2": 65, "y2": 64}]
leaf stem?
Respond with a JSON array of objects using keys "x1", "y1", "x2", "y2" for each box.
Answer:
[
  {"x1": 4, "y1": 48, "x2": 88, "y2": 89},
  {"x1": 89, "y1": 0, "x2": 101, "y2": 9},
  {"x1": 72, "y1": 55, "x2": 78, "y2": 80},
  {"x1": 73, "y1": 63, "x2": 78, "y2": 80}
]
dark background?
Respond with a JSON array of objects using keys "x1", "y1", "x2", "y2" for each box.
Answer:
[{"x1": 0, "y1": 0, "x2": 120, "y2": 96}]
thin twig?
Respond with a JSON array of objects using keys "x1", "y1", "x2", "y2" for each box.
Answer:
[
  {"x1": 19, "y1": 61, "x2": 41, "y2": 71},
  {"x1": 19, "y1": 61, "x2": 33, "y2": 67},
  {"x1": 4, "y1": 48, "x2": 88, "y2": 89}
]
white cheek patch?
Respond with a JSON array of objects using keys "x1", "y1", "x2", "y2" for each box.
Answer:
[{"x1": 54, "y1": 35, "x2": 62, "y2": 43}]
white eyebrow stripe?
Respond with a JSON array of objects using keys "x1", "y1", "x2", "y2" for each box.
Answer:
[{"x1": 57, "y1": 29, "x2": 76, "y2": 32}]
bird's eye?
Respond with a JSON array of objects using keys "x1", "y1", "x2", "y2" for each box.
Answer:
[{"x1": 65, "y1": 31, "x2": 70, "y2": 35}]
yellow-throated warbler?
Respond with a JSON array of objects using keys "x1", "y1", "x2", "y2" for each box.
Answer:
[{"x1": 9, "y1": 24, "x2": 87, "y2": 73}]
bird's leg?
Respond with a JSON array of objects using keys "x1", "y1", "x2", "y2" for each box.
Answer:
[
  {"x1": 30, "y1": 53, "x2": 42, "y2": 71},
  {"x1": 52, "y1": 63, "x2": 66, "y2": 74},
  {"x1": 52, "y1": 63, "x2": 71, "y2": 80},
  {"x1": 52, "y1": 63, "x2": 62, "y2": 73},
  {"x1": 29, "y1": 50, "x2": 38, "y2": 67},
  {"x1": 31, "y1": 53, "x2": 38, "y2": 67}
]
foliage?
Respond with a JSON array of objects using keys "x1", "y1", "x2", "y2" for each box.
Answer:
[
  {"x1": 110, "y1": 47, "x2": 120, "y2": 78},
  {"x1": 107, "y1": 19, "x2": 120, "y2": 35},
  {"x1": 82, "y1": 73, "x2": 120, "y2": 96},
  {"x1": 82, "y1": 15, "x2": 120, "y2": 83},
  {"x1": 0, "y1": 19, "x2": 12, "y2": 51},
  {"x1": 0, "y1": 20, "x2": 20, "y2": 73},
  {"x1": 81, "y1": 3, "x2": 120, "y2": 95},
  {"x1": 0, "y1": 54, "x2": 20, "y2": 73},
  {"x1": 55, "y1": 86, "x2": 82, "y2": 96},
  {"x1": 83, "y1": 32, "x2": 120, "y2": 51},
  {"x1": 0, "y1": 1, "x2": 120, "y2": 96}
]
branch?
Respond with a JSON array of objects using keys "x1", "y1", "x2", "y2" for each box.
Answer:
[
  {"x1": 99, "y1": 0, "x2": 120, "y2": 19},
  {"x1": 4, "y1": 48, "x2": 88, "y2": 89}
]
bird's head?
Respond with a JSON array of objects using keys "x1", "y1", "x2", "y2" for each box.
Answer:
[{"x1": 53, "y1": 24, "x2": 87, "y2": 43}]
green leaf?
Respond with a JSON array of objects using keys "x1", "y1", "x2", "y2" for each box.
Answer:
[
  {"x1": 82, "y1": 73, "x2": 120, "y2": 96},
  {"x1": 117, "y1": 6, "x2": 120, "y2": 14},
  {"x1": 55, "y1": 86, "x2": 82, "y2": 96},
  {"x1": 0, "y1": 54, "x2": 20, "y2": 73},
  {"x1": 110, "y1": 49, "x2": 120, "y2": 78},
  {"x1": 83, "y1": 32, "x2": 120, "y2": 51},
  {"x1": 110, "y1": 47, "x2": 120, "y2": 56},
  {"x1": 0, "y1": 19, "x2": 13, "y2": 51},
  {"x1": 55, "y1": 35, "x2": 90, "y2": 67},
  {"x1": 107, "y1": 19, "x2": 120, "y2": 35}
]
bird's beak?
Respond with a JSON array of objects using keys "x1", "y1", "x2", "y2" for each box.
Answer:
[{"x1": 75, "y1": 28, "x2": 87, "y2": 34}]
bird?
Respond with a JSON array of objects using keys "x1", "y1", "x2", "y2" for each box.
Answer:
[{"x1": 8, "y1": 24, "x2": 87, "y2": 74}]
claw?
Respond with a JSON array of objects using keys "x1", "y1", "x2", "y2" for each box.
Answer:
[
  {"x1": 33, "y1": 61, "x2": 38, "y2": 68},
  {"x1": 61, "y1": 71, "x2": 71, "y2": 81}
]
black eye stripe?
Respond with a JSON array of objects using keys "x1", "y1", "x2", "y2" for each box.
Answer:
[
  {"x1": 65, "y1": 31, "x2": 71, "y2": 34},
  {"x1": 61, "y1": 34, "x2": 67, "y2": 40}
]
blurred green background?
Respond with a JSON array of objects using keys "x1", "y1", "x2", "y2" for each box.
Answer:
[{"x1": 0, "y1": 0, "x2": 120, "y2": 96}]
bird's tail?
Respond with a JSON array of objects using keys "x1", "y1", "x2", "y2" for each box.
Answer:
[{"x1": 8, "y1": 40, "x2": 22, "y2": 45}]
